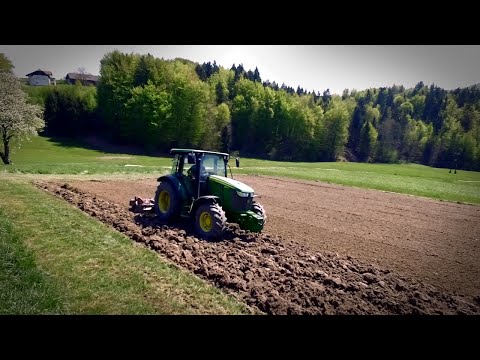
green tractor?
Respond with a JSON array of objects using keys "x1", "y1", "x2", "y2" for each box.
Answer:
[{"x1": 154, "y1": 148, "x2": 266, "y2": 239}]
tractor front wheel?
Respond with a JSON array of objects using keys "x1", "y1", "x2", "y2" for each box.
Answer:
[
  {"x1": 195, "y1": 203, "x2": 226, "y2": 240},
  {"x1": 252, "y1": 201, "x2": 267, "y2": 224},
  {"x1": 154, "y1": 181, "x2": 181, "y2": 221}
]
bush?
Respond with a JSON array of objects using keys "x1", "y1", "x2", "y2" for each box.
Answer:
[
  {"x1": 23, "y1": 85, "x2": 56, "y2": 106},
  {"x1": 43, "y1": 84, "x2": 99, "y2": 137}
]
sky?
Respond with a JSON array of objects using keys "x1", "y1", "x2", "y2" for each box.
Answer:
[{"x1": 1, "y1": 45, "x2": 479, "y2": 95}]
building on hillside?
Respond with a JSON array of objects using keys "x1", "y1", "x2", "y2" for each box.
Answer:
[
  {"x1": 65, "y1": 72, "x2": 99, "y2": 86},
  {"x1": 25, "y1": 69, "x2": 56, "y2": 86}
]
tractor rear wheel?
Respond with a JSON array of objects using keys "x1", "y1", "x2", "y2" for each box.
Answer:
[
  {"x1": 154, "y1": 181, "x2": 181, "y2": 221},
  {"x1": 252, "y1": 201, "x2": 267, "y2": 224},
  {"x1": 195, "y1": 203, "x2": 226, "y2": 240}
]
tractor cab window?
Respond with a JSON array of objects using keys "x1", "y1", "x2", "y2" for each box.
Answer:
[
  {"x1": 202, "y1": 154, "x2": 226, "y2": 177},
  {"x1": 183, "y1": 154, "x2": 195, "y2": 177},
  {"x1": 184, "y1": 152, "x2": 208, "y2": 179},
  {"x1": 172, "y1": 154, "x2": 192, "y2": 176}
]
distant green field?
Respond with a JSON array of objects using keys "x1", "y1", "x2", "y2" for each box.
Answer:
[
  {"x1": 2, "y1": 136, "x2": 480, "y2": 204},
  {"x1": 239, "y1": 158, "x2": 480, "y2": 205},
  {"x1": 3, "y1": 136, "x2": 172, "y2": 174}
]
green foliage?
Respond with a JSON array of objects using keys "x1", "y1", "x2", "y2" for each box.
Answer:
[
  {"x1": 97, "y1": 50, "x2": 139, "y2": 142},
  {"x1": 342, "y1": 82, "x2": 480, "y2": 170},
  {"x1": 0, "y1": 53, "x2": 14, "y2": 73},
  {"x1": 44, "y1": 84, "x2": 97, "y2": 137},
  {"x1": 125, "y1": 81, "x2": 171, "y2": 150},
  {"x1": 375, "y1": 115, "x2": 399, "y2": 163},
  {"x1": 30, "y1": 49, "x2": 480, "y2": 171},
  {"x1": 462, "y1": 131, "x2": 478, "y2": 170},
  {"x1": 410, "y1": 94, "x2": 426, "y2": 118},
  {"x1": 400, "y1": 101, "x2": 414, "y2": 117},
  {"x1": 207, "y1": 103, "x2": 231, "y2": 151},
  {"x1": 358, "y1": 120, "x2": 378, "y2": 161},
  {"x1": 230, "y1": 79, "x2": 327, "y2": 161},
  {"x1": 208, "y1": 68, "x2": 233, "y2": 105},
  {"x1": 97, "y1": 52, "x2": 220, "y2": 151},
  {"x1": 0, "y1": 72, "x2": 44, "y2": 164},
  {"x1": 22, "y1": 84, "x2": 56, "y2": 106},
  {"x1": 133, "y1": 54, "x2": 158, "y2": 87},
  {"x1": 166, "y1": 61, "x2": 213, "y2": 149},
  {"x1": 460, "y1": 103, "x2": 479, "y2": 132},
  {"x1": 430, "y1": 96, "x2": 465, "y2": 168},
  {"x1": 322, "y1": 98, "x2": 350, "y2": 160},
  {"x1": 215, "y1": 81, "x2": 228, "y2": 104},
  {"x1": 365, "y1": 104, "x2": 381, "y2": 127},
  {"x1": 424, "y1": 84, "x2": 447, "y2": 131},
  {"x1": 393, "y1": 94, "x2": 404, "y2": 107},
  {"x1": 403, "y1": 118, "x2": 433, "y2": 163}
]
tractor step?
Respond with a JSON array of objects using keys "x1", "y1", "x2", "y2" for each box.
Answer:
[{"x1": 129, "y1": 197, "x2": 155, "y2": 213}]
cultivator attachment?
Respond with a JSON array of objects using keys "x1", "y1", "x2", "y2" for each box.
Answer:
[{"x1": 129, "y1": 197, "x2": 155, "y2": 213}]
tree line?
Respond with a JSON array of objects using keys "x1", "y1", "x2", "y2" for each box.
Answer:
[{"x1": 27, "y1": 51, "x2": 480, "y2": 170}]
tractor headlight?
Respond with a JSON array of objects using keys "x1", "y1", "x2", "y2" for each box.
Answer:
[{"x1": 236, "y1": 191, "x2": 252, "y2": 198}]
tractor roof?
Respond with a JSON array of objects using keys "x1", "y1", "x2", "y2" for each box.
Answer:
[{"x1": 170, "y1": 148, "x2": 229, "y2": 158}]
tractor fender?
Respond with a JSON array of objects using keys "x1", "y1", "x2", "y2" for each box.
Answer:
[
  {"x1": 190, "y1": 196, "x2": 221, "y2": 217},
  {"x1": 157, "y1": 175, "x2": 186, "y2": 201},
  {"x1": 157, "y1": 175, "x2": 173, "y2": 182},
  {"x1": 157, "y1": 175, "x2": 179, "y2": 188}
]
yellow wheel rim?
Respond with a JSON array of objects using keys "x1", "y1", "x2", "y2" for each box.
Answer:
[
  {"x1": 199, "y1": 211, "x2": 213, "y2": 232},
  {"x1": 158, "y1": 191, "x2": 170, "y2": 213}
]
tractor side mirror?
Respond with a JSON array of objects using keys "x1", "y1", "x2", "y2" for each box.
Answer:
[{"x1": 235, "y1": 157, "x2": 240, "y2": 168}]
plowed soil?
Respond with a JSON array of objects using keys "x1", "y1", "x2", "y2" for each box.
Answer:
[{"x1": 35, "y1": 176, "x2": 480, "y2": 315}]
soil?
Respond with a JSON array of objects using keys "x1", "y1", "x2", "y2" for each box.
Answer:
[{"x1": 35, "y1": 177, "x2": 480, "y2": 315}]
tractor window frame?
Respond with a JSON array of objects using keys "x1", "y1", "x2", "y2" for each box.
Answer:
[
  {"x1": 172, "y1": 154, "x2": 187, "y2": 175},
  {"x1": 181, "y1": 154, "x2": 196, "y2": 177},
  {"x1": 171, "y1": 154, "x2": 179, "y2": 174},
  {"x1": 202, "y1": 154, "x2": 227, "y2": 177}
]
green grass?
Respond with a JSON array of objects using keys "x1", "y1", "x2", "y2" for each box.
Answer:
[
  {"x1": 3, "y1": 136, "x2": 172, "y2": 175},
  {"x1": 0, "y1": 180, "x2": 249, "y2": 314},
  {"x1": 0, "y1": 208, "x2": 63, "y2": 314},
  {"x1": 239, "y1": 158, "x2": 480, "y2": 205},
  {"x1": 2, "y1": 136, "x2": 480, "y2": 204}
]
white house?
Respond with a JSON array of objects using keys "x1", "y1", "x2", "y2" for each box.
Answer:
[{"x1": 26, "y1": 69, "x2": 56, "y2": 86}]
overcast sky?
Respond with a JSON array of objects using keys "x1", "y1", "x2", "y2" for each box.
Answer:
[{"x1": 1, "y1": 45, "x2": 479, "y2": 95}]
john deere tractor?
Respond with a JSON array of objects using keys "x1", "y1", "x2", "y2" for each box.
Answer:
[{"x1": 154, "y1": 149, "x2": 266, "y2": 239}]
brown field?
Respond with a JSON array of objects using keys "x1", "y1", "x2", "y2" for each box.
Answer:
[{"x1": 37, "y1": 175, "x2": 480, "y2": 314}]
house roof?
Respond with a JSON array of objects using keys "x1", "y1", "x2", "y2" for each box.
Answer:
[
  {"x1": 66, "y1": 73, "x2": 99, "y2": 82},
  {"x1": 26, "y1": 69, "x2": 53, "y2": 77}
]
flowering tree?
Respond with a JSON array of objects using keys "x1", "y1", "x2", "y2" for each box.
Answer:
[
  {"x1": 0, "y1": 71, "x2": 45, "y2": 164},
  {"x1": 0, "y1": 53, "x2": 14, "y2": 73}
]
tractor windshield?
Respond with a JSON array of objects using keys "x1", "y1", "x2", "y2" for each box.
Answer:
[{"x1": 202, "y1": 154, "x2": 227, "y2": 177}]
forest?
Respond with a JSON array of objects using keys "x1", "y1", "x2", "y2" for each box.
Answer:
[{"x1": 36, "y1": 50, "x2": 480, "y2": 170}]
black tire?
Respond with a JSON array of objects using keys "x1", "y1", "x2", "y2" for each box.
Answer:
[
  {"x1": 154, "y1": 181, "x2": 181, "y2": 221},
  {"x1": 195, "y1": 203, "x2": 226, "y2": 240},
  {"x1": 252, "y1": 201, "x2": 267, "y2": 224}
]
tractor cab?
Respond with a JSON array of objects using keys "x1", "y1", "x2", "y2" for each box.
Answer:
[{"x1": 170, "y1": 149, "x2": 230, "y2": 199}]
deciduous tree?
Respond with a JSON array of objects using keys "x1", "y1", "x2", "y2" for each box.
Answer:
[{"x1": 0, "y1": 72, "x2": 44, "y2": 164}]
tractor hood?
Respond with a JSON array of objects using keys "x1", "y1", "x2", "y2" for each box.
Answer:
[{"x1": 209, "y1": 175, "x2": 254, "y2": 193}]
